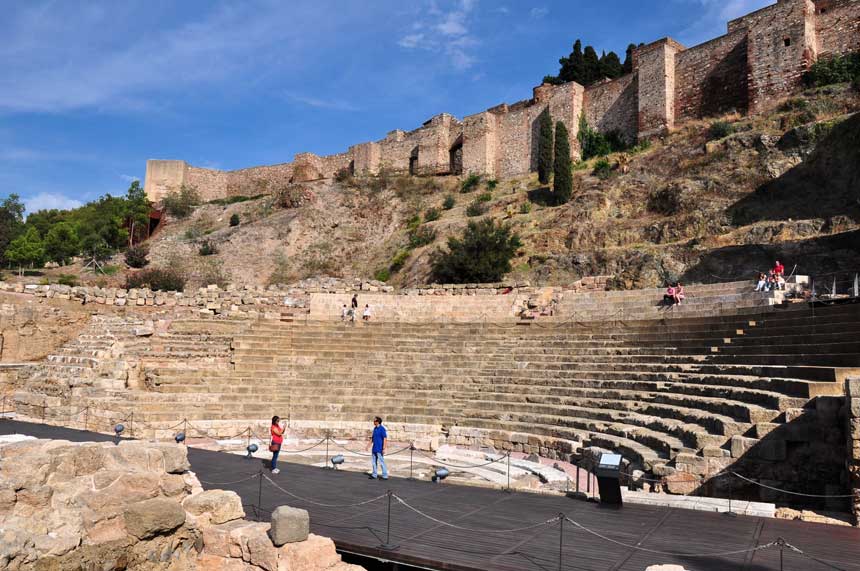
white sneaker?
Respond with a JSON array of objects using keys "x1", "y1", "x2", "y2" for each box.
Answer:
[{"x1": 272, "y1": 468, "x2": 280, "y2": 474}]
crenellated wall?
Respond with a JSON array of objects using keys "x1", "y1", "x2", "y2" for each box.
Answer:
[{"x1": 145, "y1": 0, "x2": 859, "y2": 202}]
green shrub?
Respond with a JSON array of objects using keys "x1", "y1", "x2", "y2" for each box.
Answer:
[
  {"x1": 804, "y1": 52, "x2": 860, "y2": 87},
  {"x1": 779, "y1": 98, "x2": 809, "y2": 112},
  {"x1": 592, "y1": 158, "x2": 613, "y2": 179},
  {"x1": 125, "y1": 267, "x2": 186, "y2": 292},
  {"x1": 577, "y1": 115, "x2": 623, "y2": 160},
  {"x1": 389, "y1": 249, "x2": 411, "y2": 272},
  {"x1": 57, "y1": 274, "x2": 78, "y2": 287},
  {"x1": 406, "y1": 215, "x2": 421, "y2": 232},
  {"x1": 207, "y1": 194, "x2": 266, "y2": 206},
  {"x1": 162, "y1": 185, "x2": 200, "y2": 218},
  {"x1": 229, "y1": 213, "x2": 240, "y2": 227},
  {"x1": 442, "y1": 195, "x2": 456, "y2": 210},
  {"x1": 460, "y1": 173, "x2": 482, "y2": 193},
  {"x1": 183, "y1": 227, "x2": 203, "y2": 241},
  {"x1": 707, "y1": 121, "x2": 735, "y2": 140},
  {"x1": 124, "y1": 244, "x2": 149, "y2": 268},
  {"x1": 630, "y1": 138, "x2": 652, "y2": 154},
  {"x1": 486, "y1": 179, "x2": 498, "y2": 191},
  {"x1": 537, "y1": 108, "x2": 554, "y2": 185},
  {"x1": 101, "y1": 265, "x2": 120, "y2": 276},
  {"x1": 430, "y1": 219, "x2": 522, "y2": 283},
  {"x1": 408, "y1": 226, "x2": 436, "y2": 248},
  {"x1": 334, "y1": 167, "x2": 354, "y2": 184},
  {"x1": 477, "y1": 192, "x2": 493, "y2": 203},
  {"x1": 424, "y1": 207, "x2": 441, "y2": 222},
  {"x1": 198, "y1": 240, "x2": 218, "y2": 256},
  {"x1": 374, "y1": 268, "x2": 391, "y2": 282},
  {"x1": 465, "y1": 200, "x2": 488, "y2": 217},
  {"x1": 519, "y1": 202, "x2": 532, "y2": 214}
]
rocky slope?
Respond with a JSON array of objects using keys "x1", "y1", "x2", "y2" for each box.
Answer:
[{"x1": 136, "y1": 83, "x2": 859, "y2": 289}]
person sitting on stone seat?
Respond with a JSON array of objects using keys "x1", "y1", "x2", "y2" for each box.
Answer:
[
  {"x1": 754, "y1": 272, "x2": 769, "y2": 292},
  {"x1": 362, "y1": 304, "x2": 372, "y2": 321},
  {"x1": 340, "y1": 304, "x2": 349, "y2": 321},
  {"x1": 663, "y1": 283, "x2": 676, "y2": 305},
  {"x1": 773, "y1": 260, "x2": 785, "y2": 278},
  {"x1": 674, "y1": 282, "x2": 685, "y2": 305}
]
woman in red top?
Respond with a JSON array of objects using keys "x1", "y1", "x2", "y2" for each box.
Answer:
[
  {"x1": 270, "y1": 416, "x2": 284, "y2": 474},
  {"x1": 773, "y1": 261, "x2": 785, "y2": 277}
]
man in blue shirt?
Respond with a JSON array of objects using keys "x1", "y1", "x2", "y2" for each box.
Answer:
[{"x1": 366, "y1": 416, "x2": 388, "y2": 480}]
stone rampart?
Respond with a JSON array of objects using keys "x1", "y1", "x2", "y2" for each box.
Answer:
[
  {"x1": 145, "y1": 1, "x2": 859, "y2": 201},
  {"x1": 674, "y1": 30, "x2": 749, "y2": 121},
  {"x1": 847, "y1": 377, "x2": 860, "y2": 524}
]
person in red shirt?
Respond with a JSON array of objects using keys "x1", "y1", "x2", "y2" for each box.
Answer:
[
  {"x1": 773, "y1": 261, "x2": 785, "y2": 277},
  {"x1": 270, "y1": 416, "x2": 285, "y2": 474}
]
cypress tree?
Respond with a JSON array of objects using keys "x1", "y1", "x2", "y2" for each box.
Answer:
[
  {"x1": 537, "y1": 108, "x2": 554, "y2": 185},
  {"x1": 559, "y1": 40, "x2": 585, "y2": 83},
  {"x1": 622, "y1": 43, "x2": 636, "y2": 74},
  {"x1": 600, "y1": 51, "x2": 623, "y2": 79},
  {"x1": 553, "y1": 121, "x2": 573, "y2": 205},
  {"x1": 583, "y1": 46, "x2": 601, "y2": 85}
]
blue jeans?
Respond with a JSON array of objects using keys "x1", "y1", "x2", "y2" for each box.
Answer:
[
  {"x1": 371, "y1": 452, "x2": 388, "y2": 478},
  {"x1": 271, "y1": 447, "x2": 280, "y2": 471}
]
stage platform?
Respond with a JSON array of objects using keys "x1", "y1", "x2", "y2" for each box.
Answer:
[{"x1": 3, "y1": 420, "x2": 859, "y2": 571}]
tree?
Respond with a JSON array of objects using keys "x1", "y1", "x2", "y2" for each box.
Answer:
[
  {"x1": 125, "y1": 244, "x2": 149, "y2": 268},
  {"x1": 125, "y1": 180, "x2": 151, "y2": 245},
  {"x1": 5, "y1": 226, "x2": 45, "y2": 274},
  {"x1": 599, "y1": 51, "x2": 624, "y2": 79},
  {"x1": 622, "y1": 43, "x2": 636, "y2": 74},
  {"x1": 44, "y1": 222, "x2": 80, "y2": 265},
  {"x1": 229, "y1": 213, "x2": 240, "y2": 227},
  {"x1": 430, "y1": 218, "x2": 522, "y2": 284},
  {"x1": 553, "y1": 121, "x2": 573, "y2": 205},
  {"x1": 0, "y1": 194, "x2": 25, "y2": 265},
  {"x1": 558, "y1": 40, "x2": 585, "y2": 84},
  {"x1": 582, "y1": 46, "x2": 601, "y2": 85},
  {"x1": 537, "y1": 108, "x2": 554, "y2": 185},
  {"x1": 162, "y1": 185, "x2": 200, "y2": 218}
]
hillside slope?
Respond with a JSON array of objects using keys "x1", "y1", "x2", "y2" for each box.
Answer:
[{"x1": 145, "y1": 84, "x2": 860, "y2": 289}]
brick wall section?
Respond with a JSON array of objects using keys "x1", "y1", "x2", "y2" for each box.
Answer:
[
  {"x1": 583, "y1": 74, "x2": 638, "y2": 143},
  {"x1": 636, "y1": 39, "x2": 684, "y2": 137},
  {"x1": 847, "y1": 377, "x2": 860, "y2": 524},
  {"x1": 145, "y1": 0, "x2": 860, "y2": 199},
  {"x1": 675, "y1": 31, "x2": 750, "y2": 121},
  {"x1": 815, "y1": 0, "x2": 860, "y2": 56},
  {"x1": 731, "y1": 0, "x2": 818, "y2": 113}
]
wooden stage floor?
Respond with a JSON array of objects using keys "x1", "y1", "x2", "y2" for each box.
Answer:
[{"x1": 3, "y1": 420, "x2": 859, "y2": 571}]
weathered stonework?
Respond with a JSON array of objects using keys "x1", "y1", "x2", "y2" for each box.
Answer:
[
  {"x1": 847, "y1": 377, "x2": 860, "y2": 524},
  {"x1": 145, "y1": 0, "x2": 860, "y2": 202}
]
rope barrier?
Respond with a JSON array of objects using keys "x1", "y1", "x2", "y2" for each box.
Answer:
[
  {"x1": 274, "y1": 437, "x2": 329, "y2": 454},
  {"x1": 197, "y1": 473, "x2": 262, "y2": 486},
  {"x1": 394, "y1": 495, "x2": 561, "y2": 533},
  {"x1": 328, "y1": 438, "x2": 412, "y2": 458},
  {"x1": 262, "y1": 474, "x2": 388, "y2": 508},
  {"x1": 412, "y1": 448, "x2": 509, "y2": 469},
  {"x1": 783, "y1": 540, "x2": 858, "y2": 571},
  {"x1": 563, "y1": 516, "x2": 777, "y2": 557},
  {"x1": 727, "y1": 471, "x2": 854, "y2": 498}
]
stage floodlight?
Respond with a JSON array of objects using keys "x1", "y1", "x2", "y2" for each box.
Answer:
[
  {"x1": 175, "y1": 432, "x2": 186, "y2": 444},
  {"x1": 331, "y1": 454, "x2": 345, "y2": 469},
  {"x1": 246, "y1": 443, "x2": 259, "y2": 459},
  {"x1": 432, "y1": 468, "x2": 450, "y2": 482},
  {"x1": 114, "y1": 424, "x2": 125, "y2": 436}
]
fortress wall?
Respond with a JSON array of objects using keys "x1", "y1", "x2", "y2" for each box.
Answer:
[
  {"x1": 731, "y1": 0, "x2": 818, "y2": 113},
  {"x1": 144, "y1": 160, "x2": 187, "y2": 203},
  {"x1": 318, "y1": 151, "x2": 353, "y2": 177},
  {"x1": 637, "y1": 39, "x2": 684, "y2": 137},
  {"x1": 583, "y1": 74, "x2": 638, "y2": 144},
  {"x1": 185, "y1": 166, "x2": 230, "y2": 200},
  {"x1": 350, "y1": 142, "x2": 382, "y2": 174},
  {"x1": 375, "y1": 114, "x2": 462, "y2": 175},
  {"x1": 815, "y1": 0, "x2": 860, "y2": 56},
  {"x1": 493, "y1": 82, "x2": 584, "y2": 179},
  {"x1": 674, "y1": 30, "x2": 749, "y2": 121},
  {"x1": 462, "y1": 111, "x2": 499, "y2": 176}
]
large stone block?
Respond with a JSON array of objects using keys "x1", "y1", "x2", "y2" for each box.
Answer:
[
  {"x1": 269, "y1": 505, "x2": 310, "y2": 546},
  {"x1": 124, "y1": 497, "x2": 185, "y2": 539},
  {"x1": 184, "y1": 489, "x2": 245, "y2": 525}
]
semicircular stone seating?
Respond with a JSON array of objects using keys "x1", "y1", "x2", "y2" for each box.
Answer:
[{"x1": 12, "y1": 280, "x2": 860, "y2": 501}]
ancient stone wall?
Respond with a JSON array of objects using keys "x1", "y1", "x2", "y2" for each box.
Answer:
[
  {"x1": 675, "y1": 30, "x2": 749, "y2": 121},
  {"x1": 815, "y1": 0, "x2": 860, "y2": 56},
  {"x1": 636, "y1": 39, "x2": 684, "y2": 137},
  {"x1": 583, "y1": 74, "x2": 638, "y2": 143},
  {"x1": 847, "y1": 376, "x2": 860, "y2": 524},
  {"x1": 145, "y1": 0, "x2": 860, "y2": 198},
  {"x1": 730, "y1": 0, "x2": 818, "y2": 113}
]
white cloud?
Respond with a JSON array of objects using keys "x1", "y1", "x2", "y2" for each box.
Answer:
[
  {"x1": 284, "y1": 92, "x2": 361, "y2": 112},
  {"x1": 119, "y1": 174, "x2": 139, "y2": 183},
  {"x1": 529, "y1": 7, "x2": 549, "y2": 19},
  {"x1": 24, "y1": 192, "x2": 83, "y2": 214},
  {"x1": 397, "y1": 0, "x2": 480, "y2": 70}
]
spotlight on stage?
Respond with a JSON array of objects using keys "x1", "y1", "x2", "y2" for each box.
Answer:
[
  {"x1": 594, "y1": 453, "x2": 623, "y2": 506},
  {"x1": 432, "y1": 468, "x2": 450, "y2": 483},
  {"x1": 330, "y1": 454, "x2": 345, "y2": 469},
  {"x1": 114, "y1": 424, "x2": 125, "y2": 437},
  {"x1": 174, "y1": 432, "x2": 186, "y2": 444},
  {"x1": 246, "y1": 443, "x2": 258, "y2": 459}
]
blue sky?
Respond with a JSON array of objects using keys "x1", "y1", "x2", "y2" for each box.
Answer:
[{"x1": 0, "y1": 0, "x2": 772, "y2": 214}]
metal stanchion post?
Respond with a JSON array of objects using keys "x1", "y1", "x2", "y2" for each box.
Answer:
[
  {"x1": 725, "y1": 473, "x2": 737, "y2": 517},
  {"x1": 379, "y1": 491, "x2": 399, "y2": 551},
  {"x1": 558, "y1": 514, "x2": 564, "y2": 571},
  {"x1": 506, "y1": 452, "x2": 511, "y2": 493},
  {"x1": 84, "y1": 406, "x2": 89, "y2": 432},
  {"x1": 257, "y1": 470, "x2": 264, "y2": 522},
  {"x1": 408, "y1": 443, "x2": 415, "y2": 481},
  {"x1": 246, "y1": 426, "x2": 252, "y2": 450},
  {"x1": 323, "y1": 433, "x2": 331, "y2": 469}
]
